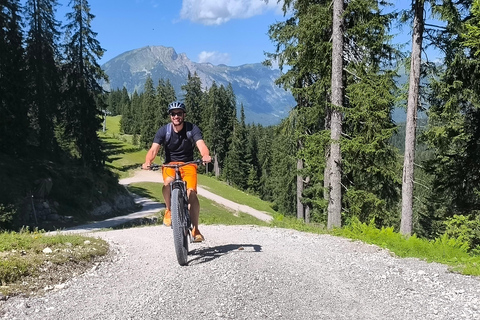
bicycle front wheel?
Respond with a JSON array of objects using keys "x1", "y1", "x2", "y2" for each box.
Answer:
[{"x1": 171, "y1": 188, "x2": 189, "y2": 266}]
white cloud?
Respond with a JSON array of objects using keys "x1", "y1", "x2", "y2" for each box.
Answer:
[
  {"x1": 198, "y1": 51, "x2": 231, "y2": 65},
  {"x1": 180, "y1": 0, "x2": 283, "y2": 25}
]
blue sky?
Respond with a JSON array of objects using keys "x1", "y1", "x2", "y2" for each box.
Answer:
[{"x1": 49, "y1": 0, "x2": 439, "y2": 66}]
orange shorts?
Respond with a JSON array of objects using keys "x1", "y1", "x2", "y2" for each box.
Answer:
[{"x1": 162, "y1": 162, "x2": 198, "y2": 191}]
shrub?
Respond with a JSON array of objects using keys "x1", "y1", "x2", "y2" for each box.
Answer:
[
  {"x1": 443, "y1": 214, "x2": 480, "y2": 253},
  {"x1": 0, "y1": 204, "x2": 16, "y2": 231}
]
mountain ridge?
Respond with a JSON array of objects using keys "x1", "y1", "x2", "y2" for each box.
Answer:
[{"x1": 101, "y1": 45, "x2": 296, "y2": 125}]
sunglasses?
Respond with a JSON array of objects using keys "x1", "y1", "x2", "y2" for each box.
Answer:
[{"x1": 170, "y1": 112, "x2": 184, "y2": 117}]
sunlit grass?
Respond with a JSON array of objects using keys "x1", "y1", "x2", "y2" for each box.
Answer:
[
  {"x1": 332, "y1": 219, "x2": 480, "y2": 276},
  {"x1": 100, "y1": 115, "x2": 122, "y2": 136},
  {"x1": 126, "y1": 181, "x2": 268, "y2": 226},
  {"x1": 100, "y1": 138, "x2": 145, "y2": 179},
  {"x1": 128, "y1": 182, "x2": 163, "y2": 202},
  {"x1": 0, "y1": 229, "x2": 108, "y2": 294},
  {"x1": 198, "y1": 175, "x2": 276, "y2": 215},
  {"x1": 198, "y1": 197, "x2": 269, "y2": 226}
]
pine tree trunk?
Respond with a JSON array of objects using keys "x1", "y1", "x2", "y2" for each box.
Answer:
[
  {"x1": 214, "y1": 153, "x2": 220, "y2": 178},
  {"x1": 305, "y1": 176, "x2": 311, "y2": 223},
  {"x1": 328, "y1": 0, "x2": 344, "y2": 229},
  {"x1": 297, "y1": 157, "x2": 304, "y2": 220},
  {"x1": 401, "y1": 0, "x2": 424, "y2": 236},
  {"x1": 324, "y1": 110, "x2": 331, "y2": 215}
]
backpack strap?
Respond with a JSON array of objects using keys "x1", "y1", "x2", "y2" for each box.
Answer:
[
  {"x1": 185, "y1": 122, "x2": 194, "y2": 145},
  {"x1": 164, "y1": 123, "x2": 172, "y2": 147},
  {"x1": 164, "y1": 122, "x2": 195, "y2": 147}
]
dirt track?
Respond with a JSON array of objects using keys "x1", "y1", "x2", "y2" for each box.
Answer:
[
  {"x1": 120, "y1": 169, "x2": 273, "y2": 223},
  {"x1": 62, "y1": 169, "x2": 272, "y2": 234}
]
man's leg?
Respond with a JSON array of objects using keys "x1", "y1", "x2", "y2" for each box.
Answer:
[
  {"x1": 187, "y1": 189, "x2": 200, "y2": 229},
  {"x1": 182, "y1": 164, "x2": 203, "y2": 241},
  {"x1": 162, "y1": 168, "x2": 174, "y2": 226},
  {"x1": 162, "y1": 183, "x2": 171, "y2": 210},
  {"x1": 187, "y1": 189, "x2": 204, "y2": 241}
]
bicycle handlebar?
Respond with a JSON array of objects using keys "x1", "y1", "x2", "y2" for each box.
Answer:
[{"x1": 147, "y1": 159, "x2": 204, "y2": 171}]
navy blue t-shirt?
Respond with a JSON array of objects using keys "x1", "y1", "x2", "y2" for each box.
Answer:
[{"x1": 153, "y1": 122, "x2": 203, "y2": 163}]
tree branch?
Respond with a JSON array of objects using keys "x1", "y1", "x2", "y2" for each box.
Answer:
[{"x1": 424, "y1": 23, "x2": 446, "y2": 30}]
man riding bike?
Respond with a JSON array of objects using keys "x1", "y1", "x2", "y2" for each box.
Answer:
[{"x1": 142, "y1": 101, "x2": 211, "y2": 242}]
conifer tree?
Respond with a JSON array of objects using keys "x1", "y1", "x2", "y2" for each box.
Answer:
[
  {"x1": 269, "y1": 117, "x2": 297, "y2": 215},
  {"x1": 154, "y1": 78, "x2": 168, "y2": 127},
  {"x1": 62, "y1": 0, "x2": 107, "y2": 167},
  {"x1": 0, "y1": 0, "x2": 28, "y2": 155},
  {"x1": 400, "y1": 0, "x2": 425, "y2": 236},
  {"x1": 139, "y1": 76, "x2": 157, "y2": 149},
  {"x1": 328, "y1": 0, "x2": 344, "y2": 228},
  {"x1": 218, "y1": 84, "x2": 236, "y2": 170},
  {"x1": 202, "y1": 82, "x2": 235, "y2": 176},
  {"x1": 267, "y1": 0, "x2": 399, "y2": 225},
  {"x1": 156, "y1": 78, "x2": 176, "y2": 126},
  {"x1": 245, "y1": 124, "x2": 261, "y2": 194},
  {"x1": 202, "y1": 82, "x2": 217, "y2": 148},
  {"x1": 343, "y1": 68, "x2": 400, "y2": 226},
  {"x1": 396, "y1": 0, "x2": 471, "y2": 235},
  {"x1": 464, "y1": 0, "x2": 480, "y2": 53},
  {"x1": 119, "y1": 87, "x2": 132, "y2": 133},
  {"x1": 24, "y1": 0, "x2": 62, "y2": 155},
  {"x1": 119, "y1": 97, "x2": 133, "y2": 134},
  {"x1": 120, "y1": 86, "x2": 130, "y2": 115},
  {"x1": 106, "y1": 88, "x2": 122, "y2": 115},
  {"x1": 423, "y1": 0, "x2": 480, "y2": 228},
  {"x1": 182, "y1": 72, "x2": 203, "y2": 126},
  {"x1": 130, "y1": 90, "x2": 142, "y2": 137},
  {"x1": 267, "y1": 0, "x2": 336, "y2": 222},
  {"x1": 223, "y1": 105, "x2": 248, "y2": 188},
  {"x1": 256, "y1": 124, "x2": 274, "y2": 202}
]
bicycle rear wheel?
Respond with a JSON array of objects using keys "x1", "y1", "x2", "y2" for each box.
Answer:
[{"x1": 171, "y1": 188, "x2": 189, "y2": 266}]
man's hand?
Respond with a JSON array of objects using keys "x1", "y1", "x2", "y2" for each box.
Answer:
[
  {"x1": 202, "y1": 155, "x2": 212, "y2": 163},
  {"x1": 143, "y1": 143, "x2": 161, "y2": 170}
]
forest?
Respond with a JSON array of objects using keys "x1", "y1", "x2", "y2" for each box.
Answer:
[{"x1": 1, "y1": 0, "x2": 480, "y2": 252}]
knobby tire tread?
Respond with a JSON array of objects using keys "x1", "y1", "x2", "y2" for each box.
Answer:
[{"x1": 171, "y1": 188, "x2": 189, "y2": 266}]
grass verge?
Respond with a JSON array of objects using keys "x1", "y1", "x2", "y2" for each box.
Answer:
[
  {"x1": 125, "y1": 181, "x2": 270, "y2": 227},
  {"x1": 197, "y1": 175, "x2": 277, "y2": 215},
  {"x1": 332, "y1": 219, "x2": 480, "y2": 276},
  {"x1": 0, "y1": 229, "x2": 108, "y2": 297}
]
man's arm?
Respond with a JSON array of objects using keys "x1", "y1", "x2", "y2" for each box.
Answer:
[
  {"x1": 142, "y1": 142, "x2": 161, "y2": 169},
  {"x1": 196, "y1": 139, "x2": 211, "y2": 163}
]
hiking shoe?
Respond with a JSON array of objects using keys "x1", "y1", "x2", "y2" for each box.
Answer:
[
  {"x1": 193, "y1": 234, "x2": 205, "y2": 242},
  {"x1": 192, "y1": 227, "x2": 204, "y2": 242},
  {"x1": 163, "y1": 209, "x2": 171, "y2": 227}
]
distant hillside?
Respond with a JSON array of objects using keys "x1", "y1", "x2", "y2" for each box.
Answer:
[{"x1": 101, "y1": 46, "x2": 296, "y2": 125}]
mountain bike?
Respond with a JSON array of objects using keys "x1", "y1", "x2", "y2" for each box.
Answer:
[{"x1": 149, "y1": 160, "x2": 203, "y2": 266}]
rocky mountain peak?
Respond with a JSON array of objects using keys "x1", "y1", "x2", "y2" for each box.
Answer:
[{"x1": 101, "y1": 45, "x2": 295, "y2": 125}]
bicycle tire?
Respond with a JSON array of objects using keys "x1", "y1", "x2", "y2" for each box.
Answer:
[{"x1": 171, "y1": 188, "x2": 189, "y2": 266}]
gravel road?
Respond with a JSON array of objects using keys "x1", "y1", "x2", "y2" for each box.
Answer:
[
  {"x1": 1, "y1": 170, "x2": 479, "y2": 319},
  {"x1": 1, "y1": 225, "x2": 479, "y2": 319}
]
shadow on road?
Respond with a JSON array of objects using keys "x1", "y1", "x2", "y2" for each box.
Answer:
[{"x1": 188, "y1": 244, "x2": 262, "y2": 265}]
